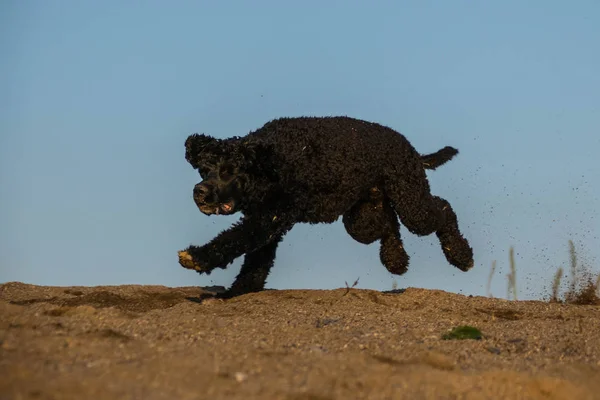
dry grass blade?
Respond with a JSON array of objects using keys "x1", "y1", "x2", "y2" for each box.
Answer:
[
  {"x1": 487, "y1": 260, "x2": 497, "y2": 298},
  {"x1": 507, "y1": 247, "x2": 518, "y2": 301},
  {"x1": 343, "y1": 277, "x2": 360, "y2": 297},
  {"x1": 316, "y1": 277, "x2": 360, "y2": 327},
  {"x1": 567, "y1": 240, "x2": 577, "y2": 303},
  {"x1": 551, "y1": 267, "x2": 563, "y2": 303}
]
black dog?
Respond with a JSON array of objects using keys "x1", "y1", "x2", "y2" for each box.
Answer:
[{"x1": 179, "y1": 116, "x2": 473, "y2": 297}]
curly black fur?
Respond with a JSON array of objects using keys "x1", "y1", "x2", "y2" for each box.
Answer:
[{"x1": 179, "y1": 116, "x2": 473, "y2": 297}]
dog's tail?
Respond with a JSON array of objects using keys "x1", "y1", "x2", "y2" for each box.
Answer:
[{"x1": 421, "y1": 146, "x2": 459, "y2": 170}]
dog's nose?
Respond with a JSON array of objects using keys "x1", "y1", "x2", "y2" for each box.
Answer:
[{"x1": 193, "y1": 183, "x2": 210, "y2": 199}]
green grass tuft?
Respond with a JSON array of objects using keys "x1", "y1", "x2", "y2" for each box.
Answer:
[{"x1": 442, "y1": 325, "x2": 483, "y2": 340}]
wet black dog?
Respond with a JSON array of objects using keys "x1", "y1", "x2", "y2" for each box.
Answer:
[{"x1": 179, "y1": 116, "x2": 473, "y2": 297}]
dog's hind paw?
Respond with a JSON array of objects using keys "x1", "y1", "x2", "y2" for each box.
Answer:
[{"x1": 441, "y1": 242, "x2": 474, "y2": 272}]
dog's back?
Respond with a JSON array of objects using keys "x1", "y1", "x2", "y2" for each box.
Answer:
[{"x1": 247, "y1": 116, "x2": 417, "y2": 169}]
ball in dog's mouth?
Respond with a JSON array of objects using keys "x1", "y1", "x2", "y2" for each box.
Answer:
[
  {"x1": 198, "y1": 200, "x2": 236, "y2": 216},
  {"x1": 203, "y1": 201, "x2": 235, "y2": 215},
  {"x1": 220, "y1": 202, "x2": 233, "y2": 214}
]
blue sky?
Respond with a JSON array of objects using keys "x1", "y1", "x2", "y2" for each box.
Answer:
[{"x1": 1, "y1": 1, "x2": 599, "y2": 300}]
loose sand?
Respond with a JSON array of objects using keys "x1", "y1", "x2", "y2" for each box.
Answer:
[{"x1": 1, "y1": 282, "x2": 600, "y2": 399}]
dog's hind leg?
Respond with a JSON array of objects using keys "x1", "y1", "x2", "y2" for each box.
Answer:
[
  {"x1": 384, "y1": 166, "x2": 444, "y2": 237},
  {"x1": 384, "y1": 167, "x2": 473, "y2": 272},
  {"x1": 432, "y1": 196, "x2": 474, "y2": 271},
  {"x1": 342, "y1": 188, "x2": 388, "y2": 245},
  {"x1": 343, "y1": 188, "x2": 409, "y2": 275},
  {"x1": 379, "y1": 225, "x2": 410, "y2": 275}
]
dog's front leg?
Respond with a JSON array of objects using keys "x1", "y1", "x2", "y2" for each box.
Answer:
[{"x1": 178, "y1": 212, "x2": 295, "y2": 274}]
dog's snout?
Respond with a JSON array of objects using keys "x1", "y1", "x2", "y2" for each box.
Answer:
[{"x1": 193, "y1": 183, "x2": 211, "y2": 200}]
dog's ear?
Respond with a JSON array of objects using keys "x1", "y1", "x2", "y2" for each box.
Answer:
[
  {"x1": 184, "y1": 133, "x2": 225, "y2": 169},
  {"x1": 236, "y1": 141, "x2": 274, "y2": 172}
]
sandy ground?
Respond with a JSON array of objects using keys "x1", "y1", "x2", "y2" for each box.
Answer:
[{"x1": 1, "y1": 282, "x2": 600, "y2": 400}]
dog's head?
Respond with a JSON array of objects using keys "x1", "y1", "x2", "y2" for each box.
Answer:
[{"x1": 184, "y1": 133, "x2": 270, "y2": 216}]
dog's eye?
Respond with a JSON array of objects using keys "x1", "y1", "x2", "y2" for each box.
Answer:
[{"x1": 219, "y1": 165, "x2": 235, "y2": 179}]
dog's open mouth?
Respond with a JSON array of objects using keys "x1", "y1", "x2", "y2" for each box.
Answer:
[
  {"x1": 217, "y1": 201, "x2": 234, "y2": 215},
  {"x1": 199, "y1": 200, "x2": 236, "y2": 216}
]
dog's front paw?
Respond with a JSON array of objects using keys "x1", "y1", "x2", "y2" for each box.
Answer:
[{"x1": 178, "y1": 250, "x2": 209, "y2": 272}]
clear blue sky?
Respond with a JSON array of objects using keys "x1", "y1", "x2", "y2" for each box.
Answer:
[{"x1": 2, "y1": 1, "x2": 599, "y2": 300}]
